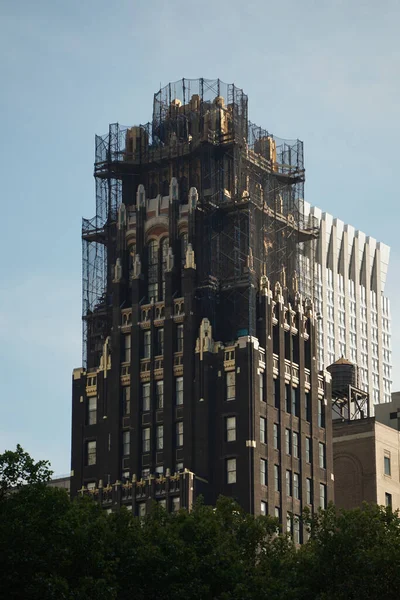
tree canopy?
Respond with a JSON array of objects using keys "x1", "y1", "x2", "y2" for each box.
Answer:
[{"x1": 1, "y1": 448, "x2": 400, "y2": 599}]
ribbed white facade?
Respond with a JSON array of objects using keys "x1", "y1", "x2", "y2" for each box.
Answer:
[{"x1": 304, "y1": 203, "x2": 392, "y2": 411}]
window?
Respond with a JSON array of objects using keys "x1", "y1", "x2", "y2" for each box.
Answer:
[
  {"x1": 274, "y1": 379, "x2": 279, "y2": 408},
  {"x1": 156, "y1": 380, "x2": 164, "y2": 409},
  {"x1": 273, "y1": 424, "x2": 279, "y2": 450},
  {"x1": 293, "y1": 473, "x2": 300, "y2": 499},
  {"x1": 143, "y1": 330, "x2": 151, "y2": 359},
  {"x1": 87, "y1": 482, "x2": 96, "y2": 491},
  {"x1": 157, "y1": 328, "x2": 164, "y2": 355},
  {"x1": 274, "y1": 507, "x2": 280, "y2": 520},
  {"x1": 226, "y1": 416, "x2": 236, "y2": 442},
  {"x1": 286, "y1": 470, "x2": 292, "y2": 497},
  {"x1": 384, "y1": 455, "x2": 391, "y2": 476},
  {"x1": 88, "y1": 396, "x2": 97, "y2": 425},
  {"x1": 385, "y1": 492, "x2": 392, "y2": 507},
  {"x1": 319, "y1": 442, "x2": 326, "y2": 469},
  {"x1": 176, "y1": 422, "x2": 183, "y2": 447},
  {"x1": 227, "y1": 458, "x2": 236, "y2": 484},
  {"x1": 155, "y1": 465, "x2": 164, "y2": 476},
  {"x1": 142, "y1": 428, "x2": 150, "y2": 453},
  {"x1": 259, "y1": 372, "x2": 265, "y2": 402},
  {"x1": 176, "y1": 377, "x2": 184, "y2": 405},
  {"x1": 260, "y1": 459, "x2": 267, "y2": 486},
  {"x1": 291, "y1": 388, "x2": 298, "y2": 417},
  {"x1": 181, "y1": 233, "x2": 188, "y2": 265},
  {"x1": 123, "y1": 431, "x2": 130, "y2": 456},
  {"x1": 260, "y1": 417, "x2": 266, "y2": 444},
  {"x1": 286, "y1": 514, "x2": 292, "y2": 536},
  {"x1": 176, "y1": 462, "x2": 184, "y2": 472},
  {"x1": 305, "y1": 437, "x2": 311, "y2": 463},
  {"x1": 124, "y1": 334, "x2": 131, "y2": 363},
  {"x1": 158, "y1": 498, "x2": 167, "y2": 509},
  {"x1": 226, "y1": 372, "x2": 235, "y2": 401},
  {"x1": 320, "y1": 483, "x2": 326, "y2": 509},
  {"x1": 261, "y1": 501, "x2": 267, "y2": 516},
  {"x1": 138, "y1": 502, "x2": 146, "y2": 518},
  {"x1": 148, "y1": 239, "x2": 159, "y2": 302},
  {"x1": 305, "y1": 393, "x2": 311, "y2": 422},
  {"x1": 306, "y1": 478, "x2": 312, "y2": 504},
  {"x1": 172, "y1": 497, "x2": 180, "y2": 512},
  {"x1": 285, "y1": 385, "x2": 291, "y2": 413},
  {"x1": 274, "y1": 465, "x2": 280, "y2": 491},
  {"x1": 122, "y1": 387, "x2": 130, "y2": 416},
  {"x1": 293, "y1": 517, "x2": 301, "y2": 544},
  {"x1": 156, "y1": 425, "x2": 164, "y2": 450},
  {"x1": 318, "y1": 399, "x2": 325, "y2": 428},
  {"x1": 293, "y1": 432, "x2": 299, "y2": 458},
  {"x1": 177, "y1": 324, "x2": 184, "y2": 352},
  {"x1": 142, "y1": 468, "x2": 150, "y2": 478},
  {"x1": 142, "y1": 383, "x2": 150, "y2": 412},
  {"x1": 86, "y1": 441, "x2": 96, "y2": 466},
  {"x1": 285, "y1": 429, "x2": 291, "y2": 455}
]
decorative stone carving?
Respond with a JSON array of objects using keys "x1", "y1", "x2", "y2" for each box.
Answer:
[
  {"x1": 113, "y1": 258, "x2": 122, "y2": 282},
  {"x1": 166, "y1": 247, "x2": 174, "y2": 272},
  {"x1": 184, "y1": 243, "x2": 196, "y2": 270},
  {"x1": 117, "y1": 203, "x2": 126, "y2": 229},
  {"x1": 169, "y1": 177, "x2": 179, "y2": 203},
  {"x1": 132, "y1": 254, "x2": 141, "y2": 279},
  {"x1": 188, "y1": 187, "x2": 198, "y2": 212},
  {"x1": 136, "y1": 184, "x2": 146, "y2": 209},
  {"x1": 196, "y1": 318, "x2": 214, "y2": 360}
]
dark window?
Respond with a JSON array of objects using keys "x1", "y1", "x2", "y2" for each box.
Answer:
[
  {"x1": 176, "y1": 377, "x2": 183, "y2": 405},
  {"x1": 291, "y1": 388, "x2": 298, "y2": 417},
  {"x1": 123, "y1": 431, "x2": 130, "y2": 456},
  {"x1": 293, "y1": 473, "x2": 300, "y2": 499},
  {"x1": 305, "y1": 392, "x2": 311, "y2": 422},
  {"x1": 122, "y1": 387, "x2": 130, "y2": 416},
  {"x1": 176, "y1": 422, "x2": 183, "y2": 447},
  {"x1": 260, "y1": 417, "x2": 266, "y2": 444},
  {"x1": 88, "y1": 396, "x2": 97, "y2": 425},
  {"x1": 320, "y1": 483, "x2": 327, "y2": 509},
  {"x1": 306, "y1": 478, "x2": 312, "y2": 504},
  {"x1": 143, "y1": 330, "x2": 151, "y2": 359},
  {"x1": 285, "y1": 385, "x2": 291, "y2": 413},
  {"x1": 285, "y1": 429, "x2": 291, "y2": 455},
  {"x1": 123, "y1": 334, "x2": 131, "y2": 363},
  {"x1": 259, "y1": 372, "x2": 265, "y2": 402},
  {"x1": 226, "y1": 416, "x2": 236, "y2": 442},
  {"x1": 142, "y1": 383, "x2": 150, "y2": 412},
  {"x1": 306, "y1": 437, "x2": 312, "y2": 463},
  {"x1": 226, "y1": 372, "x2": 235, "y2": 401},
  {"x1": 157, "y1": 328, "x2": 164, "y2": 355},
  {"x1": 148, "y1": 240, "x2": 159, "y2": 302},
  {"x1": 293, "y1": 432, "x2": 299, "y2": 458},
  {"x1": 274, "y1": 465, "x2": 280, "y2": 491},
  {"x1": 156, "y1": 380, "x2": 164, "y2": 409},
  {"x1": 390, "y1": 412, "x2": 397, "y2": 420},
  {"x1": 86, "y1": 441, "x2": 96, "y2": 466},
  {"x1": 177, "y1": 324, "x2": 184, "y2": 352},
  {"x1": 385, "y1": 492, "x2": 392, "y2": 507},
  {"x1": 156, "y1": 425, "x2": 163, "y2": 450},
  {"x1": 260, "y1": 459, "x2": 267, "y2": 486},
  {"x1": 273, "y1": 424, "x2": 279, "y2": 450},
  {"x1": 318, "y1": 399, "x2": 325, "y2": 428},
  {"x1": 384, "y1": 456, "x2": 391, "y2": 476},
  {"x1": 286, "y1": 470, "x2": 292, "y2": 497},
  {"x1": 319, "y1": 442, "x2": 326, "y2": 469},
  {"x1": 142, "y1": 428, "x2": 150, "y2": 453}
]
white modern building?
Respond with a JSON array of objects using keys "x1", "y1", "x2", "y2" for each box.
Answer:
[{"x1": 304, "y1": 202, "x2": 392, "y2": 410}]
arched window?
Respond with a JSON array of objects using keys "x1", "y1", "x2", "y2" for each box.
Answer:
[{"x1": 148, "y1": 240, "x2": 159, "y2": 302}]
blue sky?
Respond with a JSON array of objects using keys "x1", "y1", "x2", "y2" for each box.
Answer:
[{"x1": 1, "y1": 0, "x2": 399, "y2": 474}]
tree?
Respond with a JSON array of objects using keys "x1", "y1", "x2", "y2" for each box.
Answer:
[{"x1": 0, "y1": 444, "x2": 53, "y2": 497}]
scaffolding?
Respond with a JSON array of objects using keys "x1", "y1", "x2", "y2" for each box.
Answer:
[{"x1": 82, "y1": 78, "x2": 317, "y2": 360}]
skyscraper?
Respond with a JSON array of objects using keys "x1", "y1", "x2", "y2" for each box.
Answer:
[
  {"x1": 71, "y1": 79, "x2": 333, "y2": 537},
  {"x1": 307, "y1": 204, "x2": 391, "y2": 409}
]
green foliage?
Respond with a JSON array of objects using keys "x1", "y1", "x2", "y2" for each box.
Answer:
[
  {"x1": 2, "y1": 449, "x2": 400, "y2": 599},
  {"x1": 0, "y1": 444, "x2": 53, "y2": 497}
]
